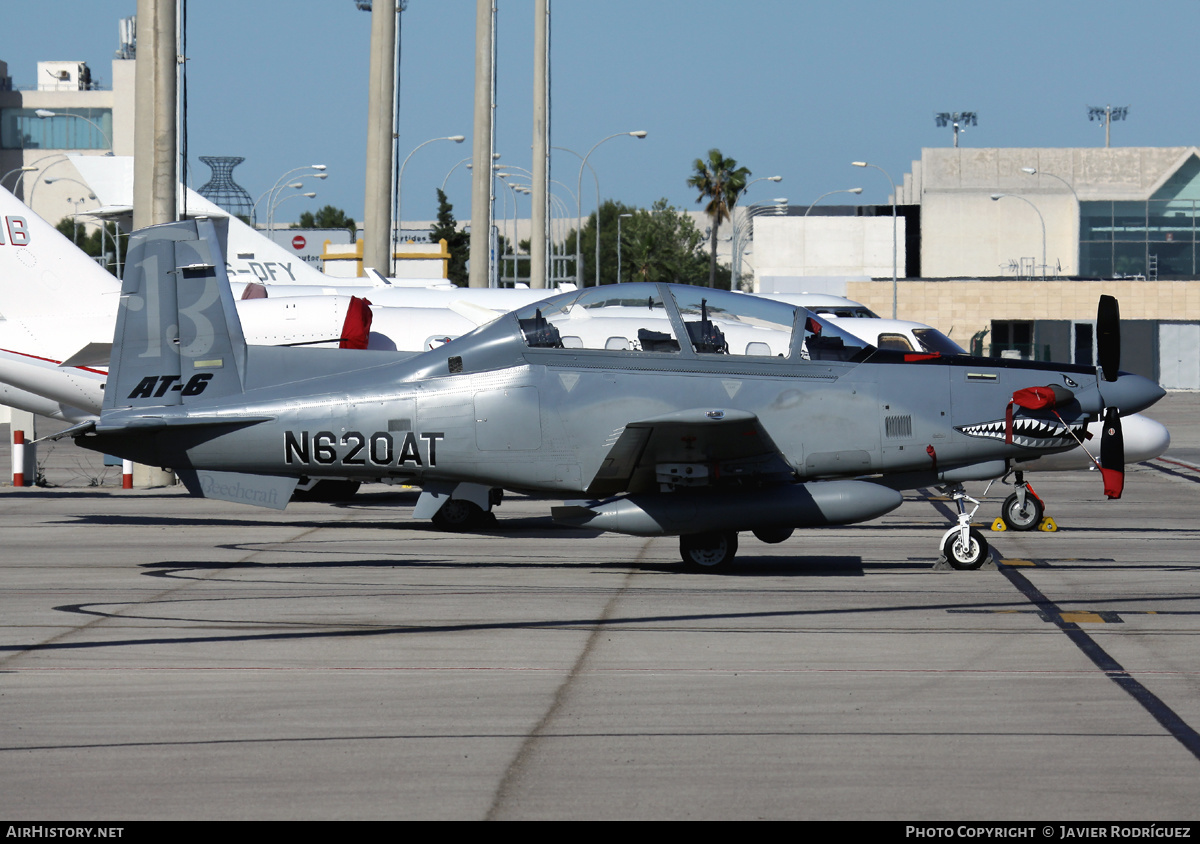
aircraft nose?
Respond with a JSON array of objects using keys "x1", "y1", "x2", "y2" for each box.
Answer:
[
  {"x1": 1099, "y1": 372, "x2": 1167, "y2": 416},
  {"x1": 1122, "y1": 414, "x2": 1171, "y2": 463}
]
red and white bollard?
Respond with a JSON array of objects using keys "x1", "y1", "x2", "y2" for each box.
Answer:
[
  {"x1": 11, "y1": 429, "x2": 25, "y2": 487},
  {"x1": 122, "y1": 459, "x2": 133, "y2": 490}
]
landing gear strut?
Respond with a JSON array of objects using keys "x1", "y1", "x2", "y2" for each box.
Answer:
[{"x1": 937, "y1": 483, "x2": 989, "y2": 570}]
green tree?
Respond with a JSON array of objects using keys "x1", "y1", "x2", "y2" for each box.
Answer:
[
  {"x1": 55, "y1": 217, "x2": 124, "y2": 277},
  {"x1": 429, "y1": 189, "x2": 470, "y2": 286},
  {"x1": 561, "y1": 199, "x2": 636, "y2": 287},
  {"x1": 622, "y1": 199, "x2": 716, "y2": 286},
  {"x1": 559, "y1": 199, "x2": 724, "y2": 288},
  {"x1": 294, "y1": 205, "x2": 357, "y2": 241},
  {"x1": 687, "y1": 148, "x2": 751, "y2": 287}
]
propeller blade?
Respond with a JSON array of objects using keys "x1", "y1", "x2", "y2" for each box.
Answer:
[
  {"x1": 1097, "y1": 295, "x2": 1121, "y2": 382},
  {"x1": 1099, "y1": 406, "x2": 1125, "y2": 499}
]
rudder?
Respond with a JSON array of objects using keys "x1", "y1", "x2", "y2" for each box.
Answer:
[{"x1": 104, "y1": 217, "x2": 248, "y2": 410}]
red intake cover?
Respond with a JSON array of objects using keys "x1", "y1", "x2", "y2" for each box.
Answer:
[{"x1": 339, "y1": 296, "x2": 374, "y2": 350}]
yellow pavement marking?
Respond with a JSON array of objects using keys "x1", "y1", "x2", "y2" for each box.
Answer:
[{"x1": 1059, "y1": 611, "x2": 1105, "y2": 624}]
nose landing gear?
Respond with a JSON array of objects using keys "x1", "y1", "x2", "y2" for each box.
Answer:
[{"x1": 938, "y1": 483, "x2": 990, "y2": 570}]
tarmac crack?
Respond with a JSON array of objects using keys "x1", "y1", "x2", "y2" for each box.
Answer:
[{"x1": 484, "y1": 536, "x2": 659, "y2": 820}]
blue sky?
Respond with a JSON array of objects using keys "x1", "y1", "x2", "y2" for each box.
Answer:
[{"x1": 7, "y1": 1, "x2": 1199, "y2": 226}]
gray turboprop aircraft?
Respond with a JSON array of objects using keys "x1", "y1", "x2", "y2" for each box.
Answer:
[{"x1": 64, "y1": 218, "x2": 1165, "y2": 570}]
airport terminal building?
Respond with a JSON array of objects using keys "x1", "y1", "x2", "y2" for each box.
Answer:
[
  {"x1": 753, "y1": 146, "x2": 1200, "y2": 388},
  {"x1": 905, "y1": 145, "x2": 1200, "y2": 280}
]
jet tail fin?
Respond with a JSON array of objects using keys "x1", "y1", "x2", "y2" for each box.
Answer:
[
  {"x1": 104, "y1": 217, "x2": 249, "y2": 411},
  {"x1": 0, "y1": 185, "x2": 121, "y2": 362}
]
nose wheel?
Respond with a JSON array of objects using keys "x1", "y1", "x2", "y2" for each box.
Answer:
[
  {"x1": 942, "y1": 526, "x2": 989, "y2": 569},
  {"x1": 937, "y1": 483, "x2": 990, "y2": 570}
]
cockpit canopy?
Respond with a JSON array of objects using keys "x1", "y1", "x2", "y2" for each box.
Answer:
[{"x1": 512, "y1": 283, "x2": 874, "y2": 362}]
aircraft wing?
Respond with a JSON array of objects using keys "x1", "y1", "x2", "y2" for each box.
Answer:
[{"x1": 586, "y1": 408, "x2": 794, "y2": 497}]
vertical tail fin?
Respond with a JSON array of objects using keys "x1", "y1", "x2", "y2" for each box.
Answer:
[
  {"x1": 103, "y1": 217, "x2": 249, "y2": 410},
  {"x1": 0, "y1": 185, "x2": 121, "y2": 362}
]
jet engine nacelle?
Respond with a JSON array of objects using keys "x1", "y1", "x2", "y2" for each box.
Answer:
[{"x1": 552, "y1": 480, "x2": 903, "y2": 537}]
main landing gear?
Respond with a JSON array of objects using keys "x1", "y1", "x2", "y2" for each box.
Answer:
[
  {"x1": 415, "y1": 483, "x2": 502, "y2": 532},
  {"x1": 679, "y1": 531, "x2": 739, "y2": 571},
  {"x1": 999, "y1": 471, "x2": 1045, "y2": 532},
  {"x1": 431, "y1": 498, "x2": 494, "y2": 531},
  {"x1": 937, "y1": 483, "x2": 990, "y2": 570}
]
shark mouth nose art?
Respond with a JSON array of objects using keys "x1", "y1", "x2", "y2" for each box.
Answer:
[{"x1": 956, "y1": 417, "x2": 1088, "y2": 449}]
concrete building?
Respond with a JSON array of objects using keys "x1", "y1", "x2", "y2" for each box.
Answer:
[
  {"x1": 0, "y1": 57, "x2": 135, "y2": 230},
  {"x1": 902, "y1": 146, "x2": 1200, "y2": 281},
  {"x1": 749, "y1": 147, "x2": 1200, "y2": 388}
]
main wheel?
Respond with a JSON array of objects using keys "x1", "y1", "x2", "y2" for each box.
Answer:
[
  {"x1": 942, "y1": 528, "x2": 989, "y2": 570},
  {"x1": 431, "y1": 498, "x2": 490, "y2": 531},
  {"x1": 679, "y1": 531, "x2": 739, "y2": 571},
  {"x1": 1001, "y1": 491, "x2": 1043, "y2": 532}
]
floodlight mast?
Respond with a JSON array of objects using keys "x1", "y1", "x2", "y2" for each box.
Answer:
[
  {"x1": 1088, "y1": 104, "x2": 1129, "y2": 148},
  {"x1": 934, "y1": 111, "x2": 977, "y2": 148}
]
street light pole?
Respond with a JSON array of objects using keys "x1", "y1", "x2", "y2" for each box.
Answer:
[
  {"x1": 1, "y1": 166, "x2": 37, "y2": 191},
  {"x1": 496, "y1": 174, "x2": 522, "y2": 284},
  {"x1": 852, "y1": 161, "x2": 899, "y2": 318},
  {"x1": 731, "y1": 200, "x2": 787, "y2": 291},
  {"x1": 573, "y1": 131, "x2": 646, "y2": 286},
  {"x1": 617, "y1": 212, "x2": 633, "y2": 284},
  {"x1": 65, "y1": 195, "x2": 94, "y2": 244},
  {"x1": 805, "y1": 187, "x2": 863, "y2": 216},
  {"x1": 395, "y1": 134, "x2": 465, "y2": 272},
  {"x1": 263, "y1": 172, "x2": 326, "y2": 232},
  {"x1": 1021, "y1": 166, "x2": 1079, "y2": 275},
  {"x1": 26, "y1": 156, "x2": 74, "y2": 210},
  {"x1": 555, "y1": 147, "x2": 595, "y2": 284},
  {"x1": 257, "y1": 164, "x2": 326, "y2": 226},
  {"x1": 743, "y1": 175, "x2": 783, "y2": 194},
  {"x1": 270, "y1": 192, "x2": 318, "y2": 237},
  {"x1": 34, "y1": 109, "x2": 113, "y2": 154},
  {"x1": 992, "y1": 193, "x2": 1047, "y2": 279},
  {"x1": 264, "y1": 182, "x2": 303, "y2": 233}
]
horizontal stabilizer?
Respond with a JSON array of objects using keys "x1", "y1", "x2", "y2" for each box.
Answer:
[
  {"x1": 37, "y1": 419, "x2": 97, "y2": 443},
  {"x1": 362, "y1": 267, "x2": 394, "y2": 287},
  {"x1": 447, "y1": 299, "x2": 501, "y2": 327},
  {"x1": 96, "y1": 413, "x2": 274, "y2": 431},
  {"x1": 60, "y1": 342, "x2": 112, "y2": 368}
]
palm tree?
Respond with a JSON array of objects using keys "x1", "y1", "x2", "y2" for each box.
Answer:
[{"x1": 687, "y1": 149, "x2": 751, "y2": 287}]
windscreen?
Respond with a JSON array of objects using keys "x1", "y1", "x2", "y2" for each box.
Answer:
[
  {"x1": 513, "y1": 283, "x2": 679, "y2": 352},
  {"x1": 668, "y1": 286, "x2": 795, "y2": 357},
  {"x1": 913, "y1": 328, "x2": 967, "y2": 355}
]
